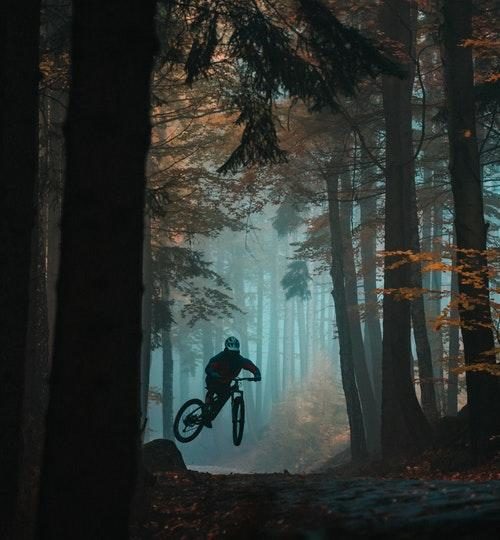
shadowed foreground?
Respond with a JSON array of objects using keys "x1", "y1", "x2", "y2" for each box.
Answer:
[{"x1": 134, "y1": 471, "x2": 500, "y2": 539}]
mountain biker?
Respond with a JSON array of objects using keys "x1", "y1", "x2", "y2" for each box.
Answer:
[{"x1": 203, "y1": 336, "x2": 261, "y2": 428}]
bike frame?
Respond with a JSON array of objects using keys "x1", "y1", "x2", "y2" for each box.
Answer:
[{"x1": 208, "y1": 377, "x2": 255, "y2": 419}]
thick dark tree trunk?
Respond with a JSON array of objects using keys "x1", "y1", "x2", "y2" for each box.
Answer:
[
  {"x1": 380, "y1": 0, "x2": 431, "y2": 460},
  {"x1": 46, "y1": 114, "x2": 63, "y2": 362},
  {"x1": 326, "y1": 173, "x2": 367, "y2": 461},
  {"x1": 339, "y1": 173, "x2": 380, "y2": 454},
  {"x1": 0, "y1": 2, "x2": 40, "y2": 537},
  {"x1": 14, "y1": 93, "x2": 51, "y2": 540},
  {"x1": 441, "y1": 0, "x2": 500, "y2": 459},
  {"x1": 38, "y1": 2, "x2": 156, "y2": 538}
]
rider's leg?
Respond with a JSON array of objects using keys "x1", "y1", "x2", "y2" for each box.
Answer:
[{"x1": 204, "y1": 384, "x2": 230, "y2": 427}]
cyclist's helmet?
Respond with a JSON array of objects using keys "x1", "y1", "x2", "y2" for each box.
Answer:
[{"x1": 225, "y1": 336, "x2": 240, "y2": 351}]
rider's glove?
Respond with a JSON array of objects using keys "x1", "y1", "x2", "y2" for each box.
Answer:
[{"x1": 254, "y1": 374, "x2": 261, "y2": 382}]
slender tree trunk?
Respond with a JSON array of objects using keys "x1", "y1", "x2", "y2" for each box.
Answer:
[
  {"x1": 0, "y1": 2, "x2": 40, "y2": 537},
  {"x1": 309, "y1": 283, "x2": 316, "y2": 362},
  {"x1": 447, "y1": 247, "x2": 460, "y2": 417},
  {"x1": 359, "y1": 183, "x2": 382, "y2": 406},
  {"x1": 141, "y1": 213, "x2": 153, "y2": 435},
  {"x1": 430, "y1": 200, "x2": 444, "y2": 413},
  {"x1": 162, "y1": 286, "x2": 174, "y2": 439},
  {"x1": 441, "y1": 0, "x2": 500, "y2": 460},
  {"x1": 178, "y1": 344, "x2": 189, "y2": 406},
  {"x1": 282, "y1": 292, "x2": 290, "y2": 392},
  {"x1": 297, "y1": 296, "x2": 308, "y2": 382},
  {"x1": 409, "y1": 172, "x2": 439, "y2": 422},
  {"x1": 289, "y1": 297, "x2": 296, "y2": 385},
  {"x1": 267, "y1": 248, "x2": 280, "y2": 404},
  {"x1": 38, "y1": 2, "x2": 156, "y2": 538},
  {"x1": 256, "y1": 271, "x2": 264, "y2": 416},
  {"x1": 340, "y1": 173, "x2": 380, "y2": 453},
  {"x1": 326, "y1": 173, "x2": 367, "y2": 461},
  {"x1": 232, "y1": 248, "x2": 256, "y2": 439},
  {"x1": 380, "y1": 0, "x2": 431, "y2": 460},
  {"x1": 319, "y1": 281, "x2": 326, "y2": 354},
  {"x1": 421, "y1": 167, "x2": 433, "y2": 291}
]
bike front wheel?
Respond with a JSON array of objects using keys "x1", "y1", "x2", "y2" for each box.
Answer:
[
  {"x1": 232, "y1": 397, "x2": 245, "y2": 446},
  {"x1": 174, "y1": 398, "x2": 205, "y2": 443}
]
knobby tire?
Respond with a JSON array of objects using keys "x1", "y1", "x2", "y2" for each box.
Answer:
[
  {"x1": 232, "y1": 397, "x2": 245, "y2": 446},
  {"x1": 174, "y1": 398, "x2": 205, "y2": 443}
]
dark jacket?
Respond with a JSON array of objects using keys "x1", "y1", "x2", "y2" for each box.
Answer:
[{"x1": 205, "y1": 349, "x2": 261, "y2": 385}]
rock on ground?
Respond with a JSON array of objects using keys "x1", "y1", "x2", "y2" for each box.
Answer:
[{"x1": 143, "y1": 439, "x2": 187, "y2": 473}]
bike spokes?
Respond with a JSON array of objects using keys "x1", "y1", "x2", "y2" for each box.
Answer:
[{"x1": 174, "y1": 399, "x2": 205, "y2": 443}]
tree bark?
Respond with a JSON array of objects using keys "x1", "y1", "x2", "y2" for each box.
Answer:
[
  {"x1": 326, "y1": 173, "x2": 367, "y2": 461},
  {"x1": 409, "y1": 171, "x2": 439, "y2": 422},
  {"x1": 266, "y1": 246, "x2": 280, "y2": 404},
  {"x1": 359, "y1": 182, "x2": 382, "y2": 406},
  {"x1": 0, "y1": 2, "x2": 40, "y2": 537},
  {"x1": 447, "y1": 249, "x2": 460, "y2": 417},
  {"x1": 441, "y1": 0, "x2": 500, "y2": 459},
  {"x1": 339, "y1": 173, "x2": 380, "y2": 453},
  {"x1": 141, "y1": 213, "x2": 153, "y2": 437},
  {"x1": 255, "y1": 270, "x2": 264, "y2": 416},
  {"x1": 430, "y1": 199, "x2": 444, "y2": 413},
  {"x1": 296, "y1": 296, "x2": 308, "y2": 382},
  {"x1": 38, "y1": 2, "x2": 156, "y2": 538},
  {"x1": 380, "y1": 0, "x2": 431, "y2": 460},
  {"x1": 162, "y1": 286, "x2": 174, "y2": 439}
]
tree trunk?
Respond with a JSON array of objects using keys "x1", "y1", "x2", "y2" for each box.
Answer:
[
  {"x1": 266, "y1": 248, "x2": 280, "y2": 404},
  {"x1": 297, "y1": 296, "x2": 308, "y2": 382},
  {"x1": 141, "y1": 213, "x2": 153, "y2": 437},
  {"x1": 430, "y1": 199, "x2": 444, "y2": 413},
  {"x1": 38, "y1": 2, "x2": 156, "y2": 538},
  {"x1": 409, "y1": 171, "x2": 439, "y2": 422},
  {"x1": 421, "y1": 167, "x2": 433, "y2": 292},
  {"x1": 339, "y1": 173, "x2": 380, "y2": 453},
  {"x1": 326, "y1": 173, "x2": 367, "y2": 461},
  {"x1": 162, "y1": 286, "x2": 174, "y2": 439},
  {"x1": 255, "y1": 270, "x2": 264, "y2": 416},
  {"x1": 0, "y1": 2, "x2": 40, "y2": 537},
  {"x1": 359, "y1": 182, "x2": 382, "y2": 406},
  {"x1": 380, "y1": 0, "x2": 431, "y2": 460},
  {"x1": 447, "y1": 247, "x2": 460, "y2": 417},
  {"x1": 441, "y1": 0, "x2": 500, "y2": 459},
  {"x1": 14, "y1": 89, "x2": 51, "y2": 540},
  {"x1": 46, "y1": 78, "x2": 67, "y2": 364}
]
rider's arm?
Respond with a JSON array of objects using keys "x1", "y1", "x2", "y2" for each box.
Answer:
[{"x1": 241, "y1": 358, "x2": 261, "y2": 381}]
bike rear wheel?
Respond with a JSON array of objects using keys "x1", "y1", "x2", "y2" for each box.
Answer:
[
  {"x1": 174, "y1": 398, "x2": 205, "y2": 443},
  {"x1": 232, "y1": 397, "x2": 245, "y2": 446}
]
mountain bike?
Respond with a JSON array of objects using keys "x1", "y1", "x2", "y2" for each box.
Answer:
[{"x1": 173, "y1": 377, "x2": 257, "y2": 446}]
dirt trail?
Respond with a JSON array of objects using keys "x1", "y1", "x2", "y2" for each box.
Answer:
[{"x1": 135, "y1": 471, "x2": 500, "y2": 539}]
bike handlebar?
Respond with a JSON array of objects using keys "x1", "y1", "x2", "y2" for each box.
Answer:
[{"x1": 233, "y1": 377, "x2": 259, "y2": 382}]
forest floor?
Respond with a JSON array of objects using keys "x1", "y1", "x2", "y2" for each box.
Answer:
[{"x1": 134, "y1": 464, "x2": 500, "y2": 540}]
